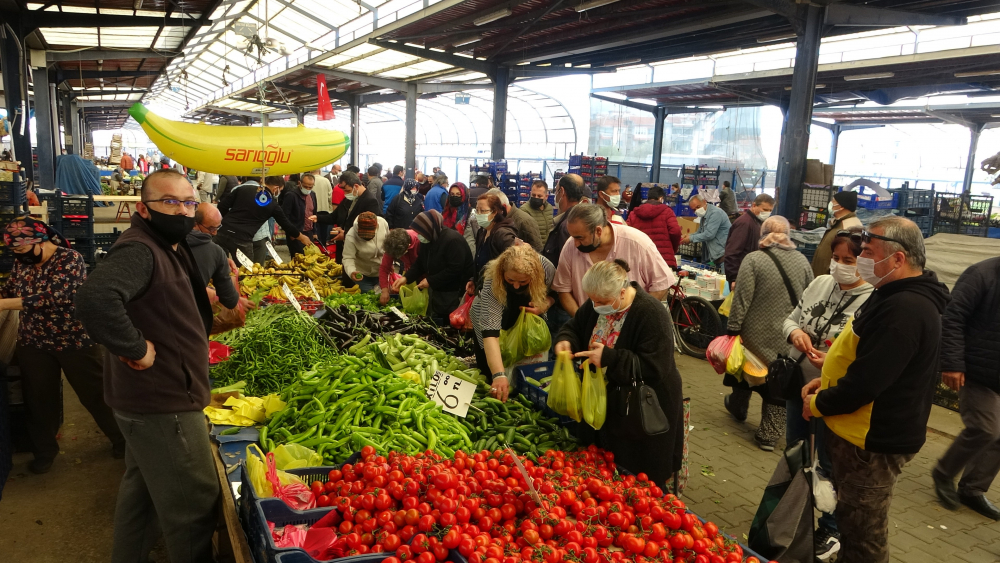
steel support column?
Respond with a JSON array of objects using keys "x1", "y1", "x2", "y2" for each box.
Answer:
[
  {"x1": 829, "y1": 125, "x2": 841, "y2": 171},
  {"x1": 405, "y1": 84, "x2": 417, "y2": 179},
  {"x1": 350, "y1": 100, "x2": 361, "y2": 167},
  {"x1": 775, "y1": 5, "x2": 824, "y2": 224},
  {"x1": 962, "y1": 123, "x2": 986, "y2": 195},
  {"x1": 71, "y1": 103, "x2": 82, "y2": 152},
  {"x1": 61, "y1": 92, "x2": 75, "y2": 154},
  {"x1": 33, "y1": 67, "x2": 57, "y2": 189},
  {"x1": 1, "y1": 30, "x2": 31, "y2": 175},
  {"x1": 491, "y1": 68, "x2": 509, "y2": 161},
  {"x1": 649, "y1": 106, "x2": 667, "y2": 183}
]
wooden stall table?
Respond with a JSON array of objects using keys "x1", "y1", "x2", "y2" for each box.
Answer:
[
  {"x1": 93, "y1": 195, "x2": 142, "y2": 222},
  {"x1": 213, "y1": 441, "x2": 253, "y2": 563}
]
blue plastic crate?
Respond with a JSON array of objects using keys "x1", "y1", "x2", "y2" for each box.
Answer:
[
  {"x1": 511, "y1": 362, "x2": 582, "y2": 436},
  {"x1": 250, "y1": 498, "x2": 340, "y2": 563},
  {"x1": 275, "y1": 553, "x2": 393, "y2": 563},
  {"x1": 989, "y1": 228, "x2": 1000, "y2": 239},
  {"x1": 891, "y1": 189, "x2": 933, "y2": 209},
  {"x1": 854, "y1": 187, "x2": 897, "y2": 210},
  {"x1": 960, "y1": 225, "x2": 987, "y2": 237}
]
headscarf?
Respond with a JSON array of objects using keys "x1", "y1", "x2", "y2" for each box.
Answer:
[
  {"x1": 442, "y1": 182, "x2": 470, "y2": 235},
  {"x1": 410, "y1": 209, "x2": 444, "y2": 243},
  {"x1": 4, "y1": 216, "x2": 69, "y2": 248},
  {"x1": 758, "y1": 215, "x2": 796, "y2": 250},
  {"x1": 402, "y1": 178, "x2": 418, "y2": 194}
]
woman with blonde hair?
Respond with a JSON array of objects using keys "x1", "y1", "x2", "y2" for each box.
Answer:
[{"x1": 470, "y1": 243, "x2": 556, "y2": 402}]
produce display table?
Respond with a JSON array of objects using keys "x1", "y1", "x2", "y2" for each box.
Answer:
[{"x1": 93, "y1": 195, "x2": 141, "y2": 222}]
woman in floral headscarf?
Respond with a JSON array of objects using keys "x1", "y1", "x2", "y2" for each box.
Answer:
[
  {"x1": 1, "y1": 217, "x2": 124, "y2": 473},
  {"x1": 441, "y1": 182, "x2": 470, "y2": 235}
]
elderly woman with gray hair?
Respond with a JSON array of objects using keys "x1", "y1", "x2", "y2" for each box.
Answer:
[
  {"x1": 723, "y1": 215, "x2": 814, "y2": 450},
  {"x1": 554, "y1": 259, "x2": 684, "y2": 488}
]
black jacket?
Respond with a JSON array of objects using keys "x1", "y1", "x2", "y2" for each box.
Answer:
[
  {"x1": 724, "y1": 211, "x2": 762, "y2": 284},
  {"x1": 405, "y1": 228, "x2": 475, "y2": 293},
  {"x1": 542, "y1": 213, "x2": 570, "y2": 269},
  {"x1": 186, "y1": 230, "x2": 239, "y2": 309},
  {"x1": 387, "y1": 191, "x2": 425, "y2": 230},
  {"x1": 316, "y1": 188, "x2": 382, "y2": 230},
  {"x1": 218, "y1": 183, "x2": 301, "y2": 241},
  {"x1": 475, "y1": 216, "x2": 517, "y2": 285},
  {"x1": 814, "y1": 271, "x2": 950, "y2": 454},
  {"x1": 940, "y1": 257, "x2": 1000, "y2": 392},
  {"x1": 556, "y1": 283, "x2": 684, "y2": 485},
  {"x1": 280, "y1": 189, "x2": 318, "y2": 234}
]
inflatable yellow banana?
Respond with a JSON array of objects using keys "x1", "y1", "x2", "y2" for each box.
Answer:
[{"x1": 129, "y1": 103, "x2": 349, "y2": 176}]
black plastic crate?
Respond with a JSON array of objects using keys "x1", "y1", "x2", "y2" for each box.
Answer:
[
  {"x1": 0, "y1": 249, "x2": 13, "y2": 274},
  {"x1": 56, "y1": 193, "x2": 95, "y2": 219},
  {"x1": 92, "y1": 230, "x2": 122, "y2": 250},
  {"x1": 934, "y1": 193, "x2": 993, "y2": 223},
  {"x1": 60, "y1": 218, "x2": 94, "y2": 240},
  {"x1": 72, "y1": 241, "x2": 96, "y2": 265},
  {"x1": 0, "y1": 182, "x2": 26, "y2": 208}
]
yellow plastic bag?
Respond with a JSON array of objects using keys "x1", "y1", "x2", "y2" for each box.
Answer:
[
  {"x1": 273, "y1": 443, "x2": 323, "y2": 470},
  {"x1": 581, "y1": 360, "x2": 607, "y2": 430},
  {"x1": 399, "y1": 282, "x2": 429, "y2": 316},
  {"x1": 725, "y1": 335, "x2": 745, "y2": 376},
  {"x1": 718, "y1": 290, "x2": 734, "y2": 317},
  {"x1": 741, "y1": 348, "x2": 768, "y2": 387},
  {"x1": 245, "y1": 443, "x2": 307, "y2": 498},
  {"x1": 500, "y1": 308, "x2": 552, "y2": 366},
  {"x1": 547, "y1": 350, "x2": 583, "y2": 422}
]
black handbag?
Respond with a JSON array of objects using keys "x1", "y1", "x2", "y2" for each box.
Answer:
[{"x1": 608, "y1": 355, "x2": 670, "y2": 437}]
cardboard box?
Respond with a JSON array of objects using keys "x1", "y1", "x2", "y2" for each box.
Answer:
[
  {"x1": 823, "y1": 163, "x2": 835, "y2": 186},
  {"x1": 805, "y1": 159, "x2": 825, "y2": 185},
  {"x1": 678, "y1": 217, "x2": 698, "y2": 236}
]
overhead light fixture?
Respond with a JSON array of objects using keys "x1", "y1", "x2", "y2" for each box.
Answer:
[
  {"x1": 955, "y1": 69, "x2": 1000, "y2": 78},
  {"x1": 575, "y1": 0, "x2": 621, "y2": 12},
  {"x1": 843, "y1": 72, "x2": 895, "y2": 81},
  {"x1": 757, "y1": 34, "x2": 796, "y2": 43},
  {"x1": 452, "y1": 35, "x2": 482, "y2": 47},
  {"x1": 474, "y1": 8, "x2": 512, "y2": 26}
]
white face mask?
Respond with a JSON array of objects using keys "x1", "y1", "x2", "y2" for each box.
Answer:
[
  {"x1": 593, "y1": 292, "x2": 625, "y2": 316},
  {"x1": 694, "y1": 207, "x2": 707, "y2": 218},
  {"x1": 829, "y1": 260, "x2": 860, "y2": 285},
  {"x1": 856, "y1": 255, "x2": 895, "y2": 286},
  {"x1": 757, "y1": 211, "x2": 771, "y2": 220},
  {"x1": 603, "y1": 192, "x2": 621, "y2": 208}
]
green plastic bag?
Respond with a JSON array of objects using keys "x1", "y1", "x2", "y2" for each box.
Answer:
[
  {"x1": 500, "y1": 308, "x2": 552, "y2": 366},
  {"x1": 547, "y1": 350, "x2": 582, "y2": 422},
  {"x1": 273, "y1": 443, "x2": 323, "y2": 470},
  {"x1": 581, "y1": 360, "x2": 607, "y2": 430},
  {"x1": 399, "y1": 282, "x2": 429, "y2": 316}
]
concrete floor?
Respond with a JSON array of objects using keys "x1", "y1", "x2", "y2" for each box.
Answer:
[{"x1": 1, "y1": 350, "x2": 998, "y2": 562}]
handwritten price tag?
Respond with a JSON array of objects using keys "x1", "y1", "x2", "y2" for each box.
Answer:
[
  {"x1": 308, "y1": 279, "x2": 322, "y2": 302},
  {"x1": 389, "y1": 306, "x2": 409, "y2": 322},
  {"x1": 281, "y1": 283, "x2": 302, "y2": 312},
  {"x1": 265, "y1": 240, "x2": 283, "y2": 264},
  {"x1": 425, "y1": 371, "x2": 477, "y2": 417},
  {"x1": 235, "y1": 249, "x2": 254, "y2": 270}
]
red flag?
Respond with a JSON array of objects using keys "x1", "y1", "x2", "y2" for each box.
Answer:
[{"x1": 316, "y1": 74, "x2": 335, "y2": 121}]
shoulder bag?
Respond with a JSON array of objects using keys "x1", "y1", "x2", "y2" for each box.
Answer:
[{"x1": 608, "y1": 355, "x2": 670, "y2": 437}]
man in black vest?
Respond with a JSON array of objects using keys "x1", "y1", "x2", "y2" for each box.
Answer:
[{"x1": 76, "y1": 169, "x2": 218, "y2": 563}]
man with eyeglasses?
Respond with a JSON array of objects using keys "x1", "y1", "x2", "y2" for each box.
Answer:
[
  {"x1": 75, "y1": 168, "x2": 219, "y2": 563},
  {"x1": 186, "y1": 202, "x2": 239, "y2": 309},
  {"x1": 801, "y1": 216, "x2": 949, "y2": 563},
  {"x1": 216, "y1": 175, "x2": 312, "y2": 262}
]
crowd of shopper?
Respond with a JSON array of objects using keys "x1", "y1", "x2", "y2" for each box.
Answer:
[{"x1": 10, "y1": 163, "x2": 1000, "y2": 563}]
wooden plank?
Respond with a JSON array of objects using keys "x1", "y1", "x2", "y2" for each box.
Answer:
[
  {"x1": 93, "y1": 195, "x2": 142, "y2": 202},
  {"x1": 213, "y1": 443, "x2": 253, "y2": 563}
]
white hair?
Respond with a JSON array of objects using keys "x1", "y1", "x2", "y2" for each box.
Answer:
[
  {"x1": 485, "y1": 188, "x2": 509, "y2": 207},
  {"x1": 582, "y1": 260, "x2": 630, "y2": 300}
]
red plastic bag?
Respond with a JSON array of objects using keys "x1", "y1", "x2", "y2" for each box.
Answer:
[
  {"x1": 273, "y1": 524, "x2": 308, "y2": 548},
  {"x1": 706, "y1": 335, "x2": 737, "y2": 375},
  {"x1": 208, "y1": 341, "x2": 231, "y2": 364},
  {"x1": 265, "y1": 452, "x2": 315, "y2": 510},
  {"x1": 449, "y1": 293, "x2": 474, "y2": 330},
  {"x1": 387, "y1": 272, "x2": 402, "y2": 295}
]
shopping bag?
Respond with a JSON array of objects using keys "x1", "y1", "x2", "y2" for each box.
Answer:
[
  {"x1": 749, "y1": 439, "x2": 814, "y2": 562},
  {"x1": 450, "y1": 293, "x2": 475, "y2": 330},
  {"x1": 706, "y1": 335, "x2": 737, "y2": 374},
  {"x1": 273, "y1": 443, "x2": 323, "y2": 470},
  {"x1": 500, "y1": 309, "x2": 551, "y2": 366},
  {"x1": 211, "y1": 296, "x2": 250, "y2": 335},
  {"x1": 725, "y1": 336, "x2": 745, "y2": 376},
  {"x1": 581, "y1": 360, "x2": 607, "y2": 430},
  {"x1": 547, "y1": 350, "x2": 582, "y2": 422},
  {"x1": 399, "y1": 282, "x2": 429, "y2": 315},
  {"x1": 265, "y1": 451, "x2": 316, "y2": 510},
  {"x1": 742, "y1": 348, "x2": 768, "y2": 387},
  {"x1": 717, "y1": 290, "x2": 734, "y2": 317}
]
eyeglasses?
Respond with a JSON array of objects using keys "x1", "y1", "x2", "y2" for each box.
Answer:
[
  {"x1": 144, "y1": 198, "x2": 199, "y2": 210},
  {"x1": 839, "y1": 229, "x2": 905, "y2": 247},
  {"x1": 200, "y1": 224, "x2": 221, "y2": 234}
]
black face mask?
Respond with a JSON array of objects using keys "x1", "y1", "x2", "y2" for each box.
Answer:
[
  {"x1": 146, "y1": 208, "x2": 195, "y2": 245},
  {"x1": 576, "y1": 229, "x2": 601, "y2": 253},
  {"x1": 504, "y1": 280, "x2": 530, "y2": 295},
  {"x1": 529, "y1": 197, "x2": 544, "y2": 209},
  {"x1": 449, "y1": 195, "x2": 463, "y2": 207},
  {"x1": 14, "y1": 245, "x2": 43, "y2": 265}
]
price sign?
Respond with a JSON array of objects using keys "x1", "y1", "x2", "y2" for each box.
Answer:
[
  {"x1": 308, "y1": 279, "x2": 322, "y2": 302},
  {"x1": 506, "y1": 446, "x2": 543, "y2": 506},
  {"x1": 425, "y1": 371, "x2": 477, "y2": 417},
  {"x1": 235, "y1": 249, "x2": 254, "y2": 270},
  {"x1": 265, "y1": 240, "x2": 283, "y2": 264},
  {"x1": 389, "y1": 306, "x2": 409, "y2": 322},
  {"x1": 281, "y1": 283, "x2": 302, "y2": 312}
]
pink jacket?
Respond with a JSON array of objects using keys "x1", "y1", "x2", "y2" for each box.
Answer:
[{"x1": 379, "y1": 229, "x2": 420, "y2": 290}]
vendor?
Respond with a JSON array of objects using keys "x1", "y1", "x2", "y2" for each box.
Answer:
[
  {"x1": 391, "y1": 210, "x2": 475, "y2": 325},
  {"x1": 1, "y1": 217, "x2": 124, "y2": 473},
  {"x1": 343, "y1": 212, "x2": 388, "y2": 293},
  {"x1": 216, "y1": 176, "x2": 311, "y2": 260},
  {"x1": 470, "y1": 244, "x2": 555, "y2": 402},
  {"x1": 379, "y1": 228, "x2": 421, "y2": 306},
  {"x1": 554, "y1": 259, "x2": 684, "y2": 488}
]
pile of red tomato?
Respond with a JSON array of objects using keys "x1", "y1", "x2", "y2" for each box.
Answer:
[{"x1": 296, "y1": 445, "x2": 771, "y2": 563}]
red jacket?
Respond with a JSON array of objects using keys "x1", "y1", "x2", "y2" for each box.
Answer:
[{"x1": 626, "y1": 202, "x2": 681, "y2": 268}]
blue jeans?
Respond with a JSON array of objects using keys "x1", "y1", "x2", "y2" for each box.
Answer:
[
  {"x1": 787, "y1": 395, "x2": 838, "y2": 533},
  {"x1": 546, "y1": 303, "x2": 572, "y2": 352},
  {"x1": 357, "y1": 276, "x2": 379, "y2": 293}
]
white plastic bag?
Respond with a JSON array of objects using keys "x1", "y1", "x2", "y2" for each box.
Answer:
[{"x1": 811, "y1": 456, "x2": 837, "y2": 514}]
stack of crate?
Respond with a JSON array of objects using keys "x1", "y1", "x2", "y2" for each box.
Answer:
[
  {"x1": 799, "y1": 186, "x2": 835, "y2": 229},
  {"x1": 933, "y1": 193, "x2": 993, "y2": 237},
  {"x1": 889, "y1": 185, "x2": 934, "y2": 237},
  {"x1": 51, "y1": 192, "x2": 97, "y2": 267},
  {"x1": 568, "y1": 155, "x2": 608, "y2": 194},
  {"x1": 0, "y1": 173, "x2": 28, "y2": 280},
  {"x1": 516, "y1": 172, "x2": 541, "y2": 206}
]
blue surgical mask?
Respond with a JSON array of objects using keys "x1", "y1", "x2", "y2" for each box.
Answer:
[
  {"x1": 593, "y1": 291, "x2": 625, "y2": 316},
  {"x1": 476, "y1": 212, "x2": 492, "y2": 228}
]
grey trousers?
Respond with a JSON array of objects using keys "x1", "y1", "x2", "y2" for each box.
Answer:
[
  {"x1": 936, "y1": 380, "x2": 1000, "y2": 496},
  {"x1": 112, "y1": 410, "x2": 220, "y2": 563}
]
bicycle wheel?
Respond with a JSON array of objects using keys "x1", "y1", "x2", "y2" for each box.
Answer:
[{"x1": 671, "y1": 295, "x2": 724, "y2": 358}]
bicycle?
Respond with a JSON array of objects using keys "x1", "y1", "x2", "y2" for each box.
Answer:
[{"x1": 665, "y1": 271, "x2": 725, "y2": 358}]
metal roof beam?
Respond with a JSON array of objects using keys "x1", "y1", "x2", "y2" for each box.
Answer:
[
  {"x1": 47, "y1": 50, "x2": 173, "y2": 62},
  {"x1": 369, "y1": 40, "x2": 493, "y2": 75},
  {"x1": 923, "y1": 109, "x2": 980, "y2": 128},
  {"x1": 304, "y1": 66, "x2": 406, "y2": 92},
  {"x1": 204, "y1": 106, "x2": 295, "y2": 120},
  {"x1": 273, "y1": 0, "x2": 339, "y2": 31},
  {"x1": 510, "y1": 67, "x2": 610, "y2": 78},
  {"x1": 21, "y1": 13, "x2": 200, "y2": 30},
  {"x1": 825, "y1": 5, "x2": 966, "y2": 27},
  {"x1": 417, "y1": 83, "x2": 492, "y2": 94},
  {"x1": 75, "y1": 101, "x2": 137, "y2": 108},
  {"x1": 57, "y1": 70, "x2": 160, "y2": 82},
  {"x1": 590, "y1": 93, "x2": 659, "y2": 113},
  {"x1": 233, "y1": 97, "x2": 305, "y2": 112}
]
